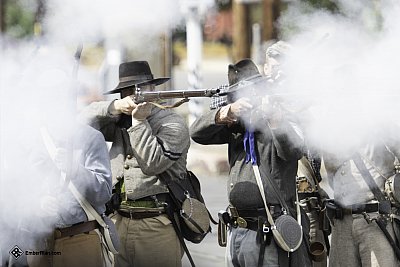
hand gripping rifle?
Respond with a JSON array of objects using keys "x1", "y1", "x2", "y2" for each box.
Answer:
[{"x1": 131, "y1": 87, "x2": 220, "y2": 109}]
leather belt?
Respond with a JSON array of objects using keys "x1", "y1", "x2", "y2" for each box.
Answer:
[
  {"x1": 123, "y1": 200, "x2": 158, "y2": 208},
  {"x1": 229, "y1": 206, "x2": 279, "y2": 231},
  {"x1": 231, "y1": 216, "x2": 272, "y2": 232},
  {"x1": 231, "y1": 206, "x2": 283, "y2": 218},
  {"x1": 326, "y1": 201, "x2": 381, "y2": 221},
  {"x1": 235, "y1": 218, "x2": 259, "y2": 231},
  {"x1": 54, "y1": 221, "x2": 99, "y2": 240},
  {"x1": 118, "y1": 208, "x2": 165, "y2": 220},
  {"x1": 343, "y1": 203, "x2": 380, "y2": 214},
  {"x1": 123, "y1": 193, "x2": 171, "y2": 208},
  {"x1": 130, "y1": 193, "x2": 171, "y2": 202}
]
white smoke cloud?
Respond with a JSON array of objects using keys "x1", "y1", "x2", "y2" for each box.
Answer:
[
  {"x1": 0, "y1": 0, "x2": 197, "y2": 262},
  {"x1": 44, "y1": 0, "x2": 183, "y2": 45},
  {"x1": 0, "y1": 46, "x2": 80, "y2": 263},
  {"x1": 273, "y1": 0, "x2": 400, "y2": 156}
]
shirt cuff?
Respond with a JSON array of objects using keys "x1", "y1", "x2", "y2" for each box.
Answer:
[
  {"x1": 215, "y1": 105, "x2": 237, "y2": 125},
  {"x1": 107, "y1": 100, "x2": 121, "y2": 117}
]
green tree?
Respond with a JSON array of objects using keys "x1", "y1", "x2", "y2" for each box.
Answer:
[{"x1": 4, "y1": 0, "x2": 36, "y2": 38}]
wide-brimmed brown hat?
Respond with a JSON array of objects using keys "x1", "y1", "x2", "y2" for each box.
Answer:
[
  {"x1": 105, "y1": 61, "x2": 170, "y2": 94},
  {"x1": 228, "y1": 58, "x2": 262, "y2": 90}
]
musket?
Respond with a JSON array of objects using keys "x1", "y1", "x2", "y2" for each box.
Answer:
[{"x1": 132, "y1": 88, "x2": 221, "y2": 108}]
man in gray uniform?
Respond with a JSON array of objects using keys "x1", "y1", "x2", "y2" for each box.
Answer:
[
  {"x1": 79, "y1": 61, "x2": 190, "y2": 267},
  {"x1": 324, "y1": 129, "x2": 400, "y2": 267},
  {"x1": 190, "y1": 58, "x2": 311, "y2": 267}
]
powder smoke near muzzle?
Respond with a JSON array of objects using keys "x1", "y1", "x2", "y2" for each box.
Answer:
[
  {"x1": 272, "y1": 0, "x2": 400, "y2": 157},
  {"x1": 0, "y1": 0, "x2": 193, "y2": 263},
  {"x1": 0, "y1": 46, "x2": 75, "y2": 264}
]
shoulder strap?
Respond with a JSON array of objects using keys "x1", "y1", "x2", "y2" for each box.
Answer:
[
  {"x1": 40, "y1": 127, "x2": 118, "y2": 254},
  {"x1": 246, "y1": 129, "x2": 302, "y2": 252},
  {"x1": 157, "y1": 171, "x2": 196, "y2": 267},
  {"x1": 352, "y1": 153, "x2": 390, "y2": 213},
  {"x1": 352, "y1": 152, "x2": 400, "y2": 260},
  {"x1": 244, "y1": 131, "x2": 289, "y2": 211},
  {"x1": 252, "y1": 164, "x2": 303, "y2": 252},
  {"x1": 352, "y1": 153, "x2": 387, "y2": 202}
]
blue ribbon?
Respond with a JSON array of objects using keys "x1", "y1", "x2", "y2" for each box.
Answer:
[{"x1": 244, "y1": 130, "x2": 257, "y2": 165}]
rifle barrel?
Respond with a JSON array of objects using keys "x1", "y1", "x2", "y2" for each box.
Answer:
[{"x1": 134, "y1": 88, "x2": 220, "y2": 102}]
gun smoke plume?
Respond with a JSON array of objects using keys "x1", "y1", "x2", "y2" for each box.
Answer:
[
  {"x1": 0, "y1": 0, "x2": 197, "y2": 263},
  {"x1": 251, "y1": 0, "x2": 400, "y2": 157}
]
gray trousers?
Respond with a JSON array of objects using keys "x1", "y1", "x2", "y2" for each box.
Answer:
[
  {"x1": 112, "y1": 213, "x2": 183, "y2": 267},
  {"x1": 227, "y1": 227, "x2": 279, "y2": 267},
  {"x1": 329, "y1": 213, "x2": 399, "y2": 267}
]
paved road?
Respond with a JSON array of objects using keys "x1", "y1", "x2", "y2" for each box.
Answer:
[{"x1": 173, "y1": 57, "x2": 230, "y2": 267}]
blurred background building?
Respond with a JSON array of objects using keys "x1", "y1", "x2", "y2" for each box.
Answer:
[{"x1": 0, "y1": 0, "x2": 340, "y2": 94}]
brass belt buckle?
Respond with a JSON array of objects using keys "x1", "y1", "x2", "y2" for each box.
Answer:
[
  {"x1": 236, "y1": 217, "x2": 247, "y2": 228},
  {"x1": 229, "y1": 206, "x2": 239, "y2": 218}
]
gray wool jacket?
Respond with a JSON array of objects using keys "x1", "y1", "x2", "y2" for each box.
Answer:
[
  {"x1": 190, "y1": 109, "x2": 304, "y2": 209},
  {"x1": 324, "y1": 133, "x2": 400, "y2": 206},
  {"x1": 79, "y1": 100, "x2": 190, "y2": 201}
]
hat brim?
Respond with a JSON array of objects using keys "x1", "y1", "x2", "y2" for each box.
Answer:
[{"x1": 104, "y1": 77, "x2": 170, "y2": 95}]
